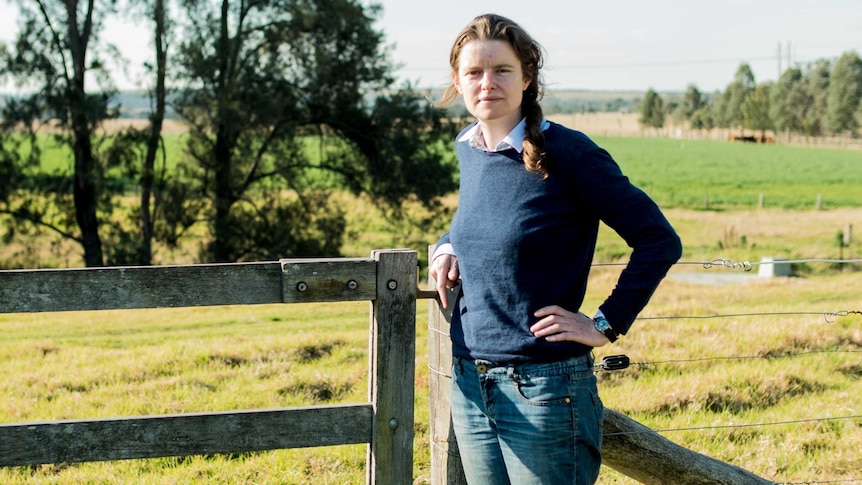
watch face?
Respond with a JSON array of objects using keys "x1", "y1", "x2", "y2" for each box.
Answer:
[
  {"x1": 595, "y1": 318, "x2": 610, "y2": 331},
  {"x1": 594, "y1": 317, "x2": 618, "y2": 342}
]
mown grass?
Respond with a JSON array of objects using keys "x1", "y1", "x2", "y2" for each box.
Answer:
[{"x1": 593, "y1": 136, "x2": 862, "y2": 209}]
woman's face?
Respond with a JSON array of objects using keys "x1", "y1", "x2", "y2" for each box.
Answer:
[{"x1": 453, "y1": 39, "x2": 530, "y2": 130}]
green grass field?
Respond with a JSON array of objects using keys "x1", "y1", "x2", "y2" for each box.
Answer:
[
  {"x1": 18, "y1": 132, "x2": 862, "y2": 211},
  {"x1": 593, "y1": 136, "x2": 862, "y2": 209},
  {"x1": 1, "y1": 136, "x2": 861, "y2": 483}
]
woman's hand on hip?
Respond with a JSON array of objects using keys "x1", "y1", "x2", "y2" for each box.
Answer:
[
  {"x1": 429, "y1": 254, "x2": 459, "y2": 309},
  {"x1": 531, "y1": 305, "x2": 610, "y2": 347}
]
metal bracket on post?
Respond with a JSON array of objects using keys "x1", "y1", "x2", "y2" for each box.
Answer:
[
  {"x1": 417, "y1": 283, "x2": 460, "y2": 323},
  {"x1": 280, "y1": 258, "x2": 377, "y2": 303}
]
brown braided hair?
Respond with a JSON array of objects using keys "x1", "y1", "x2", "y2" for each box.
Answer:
[{"x1": 439, "y1": 14, "x2": 550, "y2": 178}]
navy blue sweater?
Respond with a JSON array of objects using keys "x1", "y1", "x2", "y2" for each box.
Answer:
[{"x1": 439, "y1": 121, "x2": 682, "y2": 363}]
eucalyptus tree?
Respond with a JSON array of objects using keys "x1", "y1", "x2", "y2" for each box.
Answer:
[
  {"x1": 103, "y1": 0, "x2": 173, "y2": 265},
  {"x1": 769, "y1": 67, "x2": 810, "y2": 139},
  {"x1": 669, "y1": 84, "x2": 707, "y2": 129},
  {"x1": 0, "y1": 0, "x2": 120, "y2": 267},
  {"x1": 803, "y1": 59, "x2": 831, "y2": 138},
  {"x1": 171, "y1": 0, "x2": 457, "y2": 263},
  {"x1": 714, "y1": 63, "x2": 755, "y2": 131},
  {"x1": 681, "y1": 84, "x2": 707, "y2": 118},
  {"x1": 638, "y1": 88, "x2": 665, "y2": 133},
  {"x1": 688, "y1": 106, "x2": 714, "y2": 134},
  {"x1": 826, "y1": 51, "x2": 862, "y2": 137},
  {"x1": 742, "y1": 83, "x2": 772, "y2": 139}
]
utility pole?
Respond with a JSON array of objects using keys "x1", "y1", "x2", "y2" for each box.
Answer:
[
  {"x1": 786, "y1": 41, "x2": 792, "y2": 69},
  {"x1": 778, "y1": 42, "x2": 782, "y2": 78}
]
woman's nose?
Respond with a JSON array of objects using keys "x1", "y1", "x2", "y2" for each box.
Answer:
[{"x1": 480, "y1": 71, "x2": 495, "y2": 90}]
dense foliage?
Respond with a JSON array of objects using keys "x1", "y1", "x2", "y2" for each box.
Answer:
[{"x1": 0, "y1": 0, "x2": 458, "y2": 267}]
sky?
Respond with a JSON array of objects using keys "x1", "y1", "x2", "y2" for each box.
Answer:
[{"x1": 1, "y1": 0, "x2": 860, "y2": 93}]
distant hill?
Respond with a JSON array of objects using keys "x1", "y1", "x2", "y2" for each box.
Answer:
[
  {"x1": 1, "y1": 89, "x2": 670, "y2": 120},
  {"x1": 0, "y1": 91, "x2": 179, "y2": 120}
]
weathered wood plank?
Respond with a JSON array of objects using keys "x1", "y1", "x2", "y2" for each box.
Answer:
[
  {"x1": 0, "y1": 404, "x2": 373, "y2": 467},
  {"x1": 0, "y1": 262, "x2": 284, "y2": 313},
  {"x1": 281, "y1": 258, "x2": 376, "y2": 303},
  {"x1": 601, "y1": 409, "x2": 772, "y2": 484},
  {"x1": 367, "y1": 249, "x2": 417, "y2": 485}
]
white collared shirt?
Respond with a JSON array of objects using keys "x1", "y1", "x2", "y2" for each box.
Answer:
[{"x1": 457, "y1": 117, "x2": 551, "y2": 153}]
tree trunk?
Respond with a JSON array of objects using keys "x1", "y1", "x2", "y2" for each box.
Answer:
[
  {"x1": 67, "y1": 0, "x2": 104, "y2": 267},
  {"x1": 138, "y1": 0, "x2": 168, "y2": 266},
  {"x1": 212, "y1": 126, "x2": 236, "y2": 263}
]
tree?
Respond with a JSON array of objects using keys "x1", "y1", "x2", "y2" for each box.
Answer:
[
  {"x1": 769, "y1": 67, "x2": 810, "y2": 139},
  {"x1": 743, "y1": 83, "x2": 772, "y2": 139},
  {"x1": 681, "y1": 84, "x2": 707, "y2": 119},
  {"x1": 129, "y1": 0, "x2": 170, "y2": 265},
  {"x1": 826, "y1": 51, "x2": 862, "y2": 137},
  {"x1": 172, "y1": 0, "x2": 457, "y2": 263},
  {"x1": 669, "y1": 84, "x2": 706, "y2": 128},
  {"x1": 803, "y1": 59, "x2": 831, "y2": 138},
  {"x1": 90, "y1": 0, "x2": 174, "y2": 266},
  {"x1": 715, "y1": 63, "x2": 755, "y2": 131},
  {"x1": 638, "y1": 88, "x2": 665, "y2": 132},
  {"x1": 689, "y1": 106, "x2": 714, "y2": 134},
  {"x1": 0, "y1": 0, "x2": 120, "y2": 267}
]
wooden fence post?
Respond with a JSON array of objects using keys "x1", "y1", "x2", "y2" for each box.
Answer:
[
  {"x1": 367, "y1": 249, "x2": 417, "y2": 485},
  {"x1": 427, "y1": 246, "x2": 468, "y2": 485}
]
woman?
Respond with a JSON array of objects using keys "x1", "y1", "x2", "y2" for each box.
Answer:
[{"x1": 429, "y1": 14, "x2": 683, "y2": 485}]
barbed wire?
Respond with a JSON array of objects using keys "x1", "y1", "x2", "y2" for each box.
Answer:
[
  {"x1": 427, "y1": 309, "x2": 861, "y2": 340},
  {"x1": 602, "y1": 414, "x2": 862, "y2": 437},
  {"x1": 593, "y1": 257, "x2": 862, "y2": 271},
  {"x1": 593, "y1": 349, "x2": 862, "y2": 371},
  {"x1": 636, "y1": 310, "x2": 862, "y2": 323},
  {"x1": 775, "y1": 479, "x2": 862, "y2": 485}
]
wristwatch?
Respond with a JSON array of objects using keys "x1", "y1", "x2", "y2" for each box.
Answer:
[{"x1": 593, "y1": 315, "x2": 619, "y2": 343}]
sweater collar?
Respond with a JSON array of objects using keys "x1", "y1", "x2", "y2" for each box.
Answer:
[{"x1": 458, "y1": 118, "x2": 550, "y2": 153}]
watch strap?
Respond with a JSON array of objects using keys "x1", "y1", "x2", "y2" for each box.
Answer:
[{"x1": 593, "y1": 315, "x2": 619, "y2": 343}]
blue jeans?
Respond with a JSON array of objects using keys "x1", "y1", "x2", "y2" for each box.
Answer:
[{"x1": 451, "y1": 354, "x2": 603, "y2": 485}]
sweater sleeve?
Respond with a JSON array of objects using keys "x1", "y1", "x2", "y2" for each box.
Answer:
[{"x1": 573, "y1": 143, "x2": 682, "y2": 335}]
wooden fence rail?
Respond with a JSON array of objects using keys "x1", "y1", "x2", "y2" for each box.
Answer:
[{"x1": 0, "y1": 249, "x2": 417, "y2": 485}]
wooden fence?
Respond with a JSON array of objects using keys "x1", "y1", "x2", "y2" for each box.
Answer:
[
  {"x1": 0, "y1": 249, "x2": 417, "y2": 484},
  {"x1": 0, "y1": 248, "x2": 774, "y2": 484}
]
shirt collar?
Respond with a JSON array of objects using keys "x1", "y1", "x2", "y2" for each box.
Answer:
[{"x1": 458, "y1": 118, "x2": 551, "y2": 153}]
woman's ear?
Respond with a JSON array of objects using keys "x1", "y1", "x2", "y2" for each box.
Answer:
[{"x1": 452, "y1": 71, "x2": 461, "y2": 93}]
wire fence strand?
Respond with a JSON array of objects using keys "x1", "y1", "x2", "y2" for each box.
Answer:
[
  {"x1": 602, "y1": 414, "x2": 862, "y2": 437},
  {"x1": 593, "y1": 257, "x2": 862, "y2": 270}
]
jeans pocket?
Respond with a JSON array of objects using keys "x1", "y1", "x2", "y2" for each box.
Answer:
[{"x1": 514, "y1": 374, "x2": 571, "y2": 406}]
